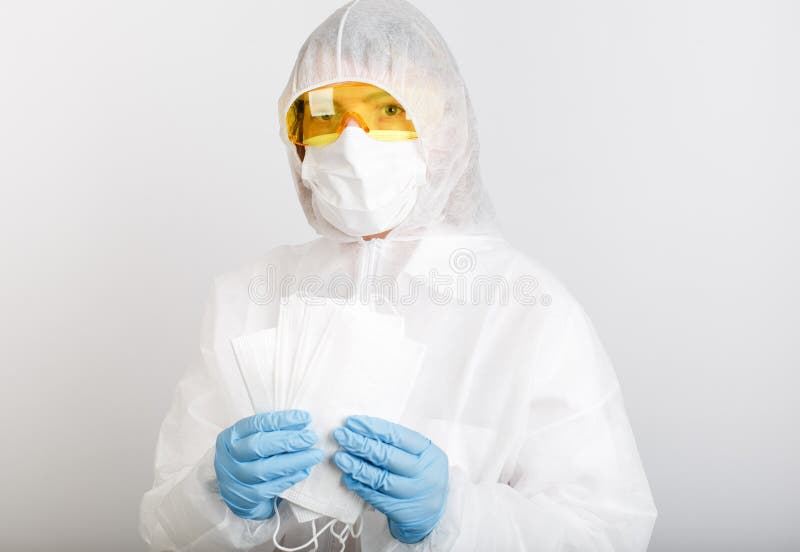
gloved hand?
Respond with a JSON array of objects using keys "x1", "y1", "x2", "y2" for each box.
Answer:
[
  {"x1": 333, "y1": 415, "x2": 449, "y2": 544},
  {"x1": 214, "y1": 409, "x2": 323, "y2": 520}
]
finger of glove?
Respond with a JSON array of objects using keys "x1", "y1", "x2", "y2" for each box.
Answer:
[
  {"x1": 259, "y1": 467, "x2": 313, "y2": 496},
  {"x1": 345, "y1": 415, "x2": 430, "y2": 455},
  {"x1": 334, "y1": 427, "x2": 420, "y2": 477},
  {"x1": 220, "y1": 482, "x2": 261, "y2": 512},
  {"x1": 228, "y1": 448, "x2": 324, "y2": 484},
  {"x1": 230, "y1": 410, "x2": 311, "y2": 439},
  {"x1": 225, "y1": 499, "x2": 275, "y2": 521},
  {"x1": 341, "y1": 474, "x2": 396, "y2": 515},
  {"x1": 220, "y1": 482, "x2": 279, "y2": 521},
  {"x1": 216, "y1": 429, "x2": 237, "y2": 465},
  {"x1": 334, "y1": 451, "x2": 418, "y2": 499},
  {"x1": 218, "y1": 460, "x2": 311, "y2": 505},
  {"x1": 216, "y1": 461, "x2": 263, "y2": 509},
  {"x1": 229, "y1": 428, "x2": 317, "y2": 461}
]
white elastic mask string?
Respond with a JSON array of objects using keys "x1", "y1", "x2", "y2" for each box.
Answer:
[{"x1": 271, "y1": 497, "x2": 363, "y2": 552}]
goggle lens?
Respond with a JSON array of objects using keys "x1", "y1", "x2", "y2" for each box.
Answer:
[{"x1": 286, "y1": 82, "x2": 418, "y2": 147}]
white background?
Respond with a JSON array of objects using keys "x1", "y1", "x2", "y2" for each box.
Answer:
[{"x1": 1, "y1": 1, "x2": 797, "y2": 550}]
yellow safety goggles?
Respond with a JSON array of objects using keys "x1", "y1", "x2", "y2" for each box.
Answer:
[{"x1": 286, "y1": 81, "x2": 418, "y2": 147}]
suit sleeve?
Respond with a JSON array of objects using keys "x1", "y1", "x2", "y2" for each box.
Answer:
[{"x1": 138, "y1": 281, "x2": 288, "y2": 551}]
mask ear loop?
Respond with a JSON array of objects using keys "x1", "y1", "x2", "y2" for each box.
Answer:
[
  {"x1": 272, "y1": 497, "x2": 334, "y2": 551},
  {"x1": 271, "y1": 497, "x2": 362, "y2": 552},
  {"x1": 350, "y1": 515, "x2": 364, "y2": 538},
  {"x1": 329, "y1": 515, "x2": 363, "y2": 552},
  {"x1": 331, "y1": 522, "x2": 348, "y2": 551}
]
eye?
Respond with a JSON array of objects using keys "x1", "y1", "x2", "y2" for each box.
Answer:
[
  {"x1": 383, "y1": 104, "x2": 403, "y2": 116},
  {"x1": 318, "y1": 114, "x2": 333, "y2": 121}
]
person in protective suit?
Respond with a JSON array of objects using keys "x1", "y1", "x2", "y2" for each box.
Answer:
[{"x1": 140, "y1": 1, "x2": 657, "y2": 550}]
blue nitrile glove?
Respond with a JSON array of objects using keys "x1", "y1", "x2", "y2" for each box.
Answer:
[
  {"x1": 333, "y1": 415, "x2": 449, "y2": 544},
  {"x1": 214, "y1": 409, "x2": 323, "y2": 520}
]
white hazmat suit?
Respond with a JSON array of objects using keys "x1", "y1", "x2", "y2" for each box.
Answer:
[{"x1": 139, "y1": 0, "x2": 657, "y2": 550}]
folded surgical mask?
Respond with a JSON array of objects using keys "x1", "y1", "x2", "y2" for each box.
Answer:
[
  {"x1": 230, "y1": 295, "x2": 427, "y2": 545},
  {"x1": 300, "y1": 126, "x2": 427, "y2": 236}
]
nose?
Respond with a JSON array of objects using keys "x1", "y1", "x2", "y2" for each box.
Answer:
[{"x1": 344, "y1": 114, "x2": 360, "y2": 128}]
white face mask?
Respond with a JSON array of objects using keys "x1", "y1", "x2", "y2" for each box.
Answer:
[{"x1": 300, "y1": 125, "x2": 427, "y2": 237}]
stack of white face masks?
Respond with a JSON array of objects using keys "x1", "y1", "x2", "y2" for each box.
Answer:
[{"x1": 230, "y1": 294, "x2": 427, "y2": 530}]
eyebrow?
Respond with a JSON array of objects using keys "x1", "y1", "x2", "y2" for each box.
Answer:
[
  {"x1": 308, "y1": 90, "x2": 396, "y2": 110},
  {"x1": 362, "y1": 90, "x2": 393, "y2": 102}
]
